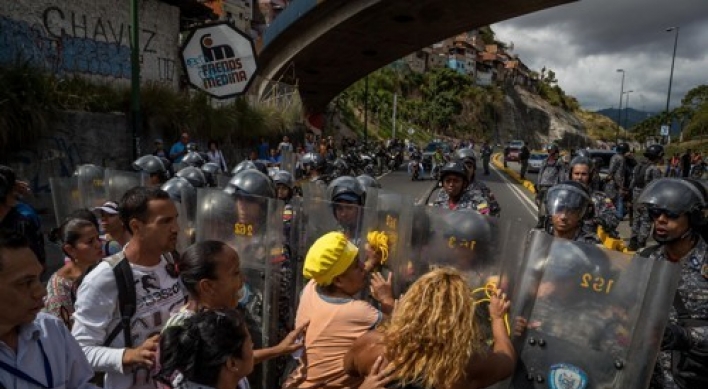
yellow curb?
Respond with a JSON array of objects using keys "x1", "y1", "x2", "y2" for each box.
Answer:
[
  {"x1": 598, "y1": 227, "x2": 633, "y2": 254},
  {"x1": 492, "y1": 154, "x2": 536, "y2": 194}
]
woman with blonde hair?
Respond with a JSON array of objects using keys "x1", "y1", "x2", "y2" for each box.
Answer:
[{"x1": 344, "y1": 267, "x2": 515, "y2": 389}]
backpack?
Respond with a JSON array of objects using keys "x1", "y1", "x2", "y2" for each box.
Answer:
[{"x1": 632, "y1": 160, "x2": 651, "y2": 189}]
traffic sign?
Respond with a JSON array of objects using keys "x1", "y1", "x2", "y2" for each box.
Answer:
[
  {"x1": 408, "y1": 128, "x2": 415, "y2": 135},
  {"x1": 180, "y1": 22, "x2": 258, "y2": 99},
  {"x1": 660, "y1": 125, "x2": 669, "y2": 136}
]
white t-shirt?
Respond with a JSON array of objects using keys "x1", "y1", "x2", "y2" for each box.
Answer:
[
  {"x1": 278, "y1": 142, "x2": 293, "y2": 152},
  {"x1": 72, "y1": 254, "x2": 186, "y2": 389}
]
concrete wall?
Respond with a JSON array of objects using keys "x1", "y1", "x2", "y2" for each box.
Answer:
[
  {"x1": 0, "y1": 0, "x2": 180, "y2": 88},
  {"x1": 7, "y1": 111, "x2": 131, "y2": 195}
]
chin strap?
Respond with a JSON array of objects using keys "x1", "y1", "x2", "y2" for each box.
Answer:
[{"x1": 653, "y1": 228, "x2": 694, "y2": 245}]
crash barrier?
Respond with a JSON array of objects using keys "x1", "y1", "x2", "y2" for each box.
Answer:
[{"x1": 491, "y1": 154, "x2": 632, "y2": 253}]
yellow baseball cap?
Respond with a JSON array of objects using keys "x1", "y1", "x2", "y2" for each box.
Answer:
[{"x1": 304, "y1": 232, "x2": 359, "y2": 285}]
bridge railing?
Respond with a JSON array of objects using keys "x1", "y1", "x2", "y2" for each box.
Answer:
[{"x1": 262, "y1": 0, "x2": 319, "y2": 49}]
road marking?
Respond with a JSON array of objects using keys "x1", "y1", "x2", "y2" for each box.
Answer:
[{"x1": 491, "y1": 164, "x2": 538, "y2": 218}]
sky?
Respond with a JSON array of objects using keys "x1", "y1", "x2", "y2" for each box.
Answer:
[{"x1": 492, "y1": 0, "x2": 708, "y2": 113}]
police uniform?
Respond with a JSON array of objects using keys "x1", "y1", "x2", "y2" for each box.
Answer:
[
  {"x1": 605, "y1": 153, "x2": 627, "y2": 203},
  {"x1": 433, "y1": 180, "x2": 501, "y2": 216},
  {"x1": 647, "y1": 237, "x2": 708, "y2": 389},
  {"x1": 630, "y1": 164, "x2": 663, "y2": 246},
  {"x1": 536, "y1": 157, "x2": 566, "y2": 223},
  {"x1": 481, "y1": 144, "x2": 493, "y2": 174},
  {"x1": 583, "y1": 191, "x2": 620, "y2": 237}
]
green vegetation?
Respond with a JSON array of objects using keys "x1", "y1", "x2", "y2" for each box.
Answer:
[
  {"x1": 337, "y1": 66, "x2": 504, "y2": 144},
  {"x1": 0, "y1": 63, "x2": 300, "y2": 153}
]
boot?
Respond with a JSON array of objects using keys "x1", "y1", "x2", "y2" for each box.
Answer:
[{"x1": 627, "y1": 238, "x2": 639, "y2": 251}]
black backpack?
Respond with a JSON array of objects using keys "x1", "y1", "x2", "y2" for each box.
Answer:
[{"x1": 632, "y1": 160, "x2": 651, "y2": 190}]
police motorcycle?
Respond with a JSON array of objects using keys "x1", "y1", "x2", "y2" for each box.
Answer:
[
  {"x1": 499, "y1": 229, "x2": 681, "y2": 389},
  {"x1": 409, "y1": 150, "x2": 423, "y2": 181},
  {"x1": 194, "y1": 169, "x2": 284, "y2": 389}
]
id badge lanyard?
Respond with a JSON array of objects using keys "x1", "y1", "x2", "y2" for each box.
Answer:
[{"x1": 0, "y1": 340, "x2": 53, "y2": 389}]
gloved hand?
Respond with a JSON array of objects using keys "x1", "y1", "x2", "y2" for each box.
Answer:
[{"x1": 661, "y1": 324, "x2": 691, "y2": 351}]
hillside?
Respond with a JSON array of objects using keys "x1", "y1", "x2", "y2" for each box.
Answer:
[{"x1": 596, "y1": 108, "x2": 657, "y2": 129}]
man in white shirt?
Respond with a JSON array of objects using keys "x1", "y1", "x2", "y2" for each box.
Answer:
[
  {"x1": 278, "y1": 136, "x2": 293, "y2": 153},
  {"x1": 72, "y1": 187, "x2": 185, "y2": 389},
  {"x1": 0, "y1": 232, "x2": 96, "y2": 389}
]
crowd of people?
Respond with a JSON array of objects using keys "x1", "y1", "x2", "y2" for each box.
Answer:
[{"x1": 0, "y1": 130, "x2": 705, "y2": 389}]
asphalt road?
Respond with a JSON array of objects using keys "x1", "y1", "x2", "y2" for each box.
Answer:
[{"x1": 379, "y1": 161, "x2": 539, "y2": 248}]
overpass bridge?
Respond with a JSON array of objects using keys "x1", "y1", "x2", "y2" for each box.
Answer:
[{"x1": 255, "y1": 0, "x2": 576, "y2": 124}]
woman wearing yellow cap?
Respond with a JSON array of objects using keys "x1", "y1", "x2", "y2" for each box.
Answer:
[{"x1": 285, "y1": 232, "x2": 393, "y2": 389}]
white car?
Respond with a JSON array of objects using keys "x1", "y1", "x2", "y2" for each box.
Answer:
[{"x1": 527, "y1": 153, "x2": 548, "y2": 173}]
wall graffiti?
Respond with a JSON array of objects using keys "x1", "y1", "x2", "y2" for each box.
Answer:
[
  {"x1": 9, "y1": 136, "x2": 82, "y2": 194},
  {"x1": 0, "y1": 6, "x2": 160, "y2": 79}
]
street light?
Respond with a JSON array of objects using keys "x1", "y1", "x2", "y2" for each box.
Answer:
[
  {"x1": 615, "y1": 69, "x2": 625, "y2": 144},
  {"x1": 623, "y1": 90, "x2": 634, "y2": 130},
  {"x1": 664, "y1": 26, "x2": 680, "y2": 143}
]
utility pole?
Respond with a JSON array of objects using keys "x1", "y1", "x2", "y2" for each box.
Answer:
[
  {"x1": 615, "y1": 69, "x2": 625, "y2": 144},
  {"x1": 363, "y1": 76, "x2": 369, "y2": 145},
  {"x1": 664, "y1": 27, "x2": 680, "y2": 144},
  {"x1": 130, "y1": 0, "x2": 141, "y2": 160},
  {"x1": 392, "y1": 93, "x2": 397, "y2": 140}
]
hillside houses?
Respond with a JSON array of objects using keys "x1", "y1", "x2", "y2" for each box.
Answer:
[{"x1": 402, "y1": 30, "x2": 538, "y2": 90}]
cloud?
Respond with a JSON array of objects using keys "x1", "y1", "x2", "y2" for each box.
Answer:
[{"x1": 492, "y1": 0, "x2": 708, "y2": 112}]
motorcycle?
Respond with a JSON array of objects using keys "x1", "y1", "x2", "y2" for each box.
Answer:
[
  {"x1": 691, "y1": 162, "x2": 706, "y2": 179},
  {"x1": 410, "y1": 159, "x2": 421, "y2": 181}
]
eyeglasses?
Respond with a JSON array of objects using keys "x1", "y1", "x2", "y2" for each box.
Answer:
[{"x1": 647, "y1": 207, "x2": 683, "y2": 220}]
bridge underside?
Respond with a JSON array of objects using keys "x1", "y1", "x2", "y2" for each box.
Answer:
[{"x1": 257, "y1": 0, "x2": 575, "y2": 113}]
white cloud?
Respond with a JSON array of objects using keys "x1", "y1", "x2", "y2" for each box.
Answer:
[{"x1": 492, "y1": 0, "x2": 708, "y2": 112}]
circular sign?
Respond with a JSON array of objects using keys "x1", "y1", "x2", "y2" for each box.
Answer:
[{"x1": 180, "y1": 23, "x2": 258, "y2": 99}]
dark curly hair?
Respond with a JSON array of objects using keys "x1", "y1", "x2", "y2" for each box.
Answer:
[{"x1": 157, "y1": 309, "x2": 250, "y2": 387}]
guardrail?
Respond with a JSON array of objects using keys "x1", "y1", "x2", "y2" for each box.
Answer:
[{"x1": 491, "y1": 153, "x2": 632, "y2": 253}]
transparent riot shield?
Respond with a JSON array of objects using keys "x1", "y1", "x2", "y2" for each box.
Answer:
[
  {"x1": 77, "y1": 170, "x2": 106, "y2": 209},
  {"x1": 280, "y1": 150, "x2": 296, "y2": 175},
  {"x1": 507, "y1": 230, "x2": 681, "y2": 389},
  {"x1": 361, "y1": 189, "x2": 414, "y2": 297},
  {"x1": 194, "y1": 189, "x2": 283, "y2": 389},
  {"x1": 215, "y1": 173, "x2": 231, "y2": 189},
  {"x1": 49, "y1": 177, "x2": 82, "y2": 226},
  {"x1": 104, "y1": 169, "x2": 147, "y2": 202}
]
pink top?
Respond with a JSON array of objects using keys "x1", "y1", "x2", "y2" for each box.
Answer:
[{"x1": 291, "y1": 280, "x2": 381, "y2": 389}]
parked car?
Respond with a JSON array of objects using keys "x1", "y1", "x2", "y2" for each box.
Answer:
[
  {"x1": 528, "y1": 152, "x2": 548, "y2": 173},
  {"x1": 505, "y1": 140, "x2": 525, "y2": 163}
]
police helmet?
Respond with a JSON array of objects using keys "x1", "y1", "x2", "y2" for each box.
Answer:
[
  {"x1": 454, "y1": 148, "x2": 477, "y2": 165},
  {"x1": 74, "y1": 164, "x2": 105, "y2": 181},
  {"x1": 328, "y1": 176, "x2": 366, "y2": 205},
  {"x1": 160, "y1": 177, "x2": 195, "y2": 204},
  {"x1": 546, "y1": 181, "x2": 592, "y2": 219},
  {"x1": 440, "y1": 161, "x2": 470, "y2": 183},
  {"x1": 546, "y1": 144, "x2": 560, "y2": 154},
  {"x1": 224, "y1": 169, "x2": 275, "y2": 199},
  {"x1": 442, "y1": 209, "x2": 494, "y2": 266},
  {"x1": 272, "y1": 170, "x2": 295, "y2": 189},
  {"x1": 643, "y1": 144, "x2": 664, "y2": 160},
  {"x1": 302, "y1": 153, "x2": 327, "y2": 172},
  {"x1": 616, "y1": 142, "x2": 630, "y2": 154},
  {"x1": 201, "y1": 162, "x2": 220, "y2": 187},
  {"x1": 182, "y1": 151, "x2": 206, "y2": 168},
  {"x1": 133, "y1": 155, "x2": 169, "y2": 176},
  {"x1": 575, "y1": 149, "x2": 592, "y2": 159},
  {"x1": 637, "y1": 178, "x2": 707, "y2": 228},
  {"x1": 176, "y1": 166, "x2": 207, "y2": 188},
  {"x1": 231, "y1": 160, "x2": 268, "y2": 176},
  {"x1": 186, "y1": 143, "x2": 199, "y2": 152},
  {"x1": 356, "y1": 174, "x2": 381, "y2": 189}
]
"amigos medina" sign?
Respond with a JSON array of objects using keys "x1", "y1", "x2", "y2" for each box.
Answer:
[{"x1": 180, "y1": 22, "x2": 257, "y2": 99}]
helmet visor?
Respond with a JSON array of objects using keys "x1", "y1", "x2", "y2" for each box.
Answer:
[{"x1": 546, "y1": 186, "x2": 590, "y2": 219}]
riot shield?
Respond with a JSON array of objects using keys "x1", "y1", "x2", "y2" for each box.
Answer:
[
  {"x1": 76, "y1": 169, "x2": 106, "y2": 209},
  {"x1": 361, "y1": 189, "x2": 414, "y2": 297},
  {"x1": 507, "y1": 230, "x2": 681, "y2": 389},
  {"x1": 280, "y1": 150, "x2": 296, "y2": 175},
  {"x1": 104, "y1": 169, "x2": 147, "y2": 202},
  {"x1": 215, "y1": 172, "x2": 231, "y2": 189},
  {"x1": 194, "y1": 189, "x2": 284, "y2": 389},
  {"x1": 49, "y1": 177, "x2": 82, "y2": 227}
]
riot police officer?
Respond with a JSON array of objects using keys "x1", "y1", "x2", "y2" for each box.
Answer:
[
  {"x1": 200, "y1": 162, "x2": 221, "y2": 187},
  {"x1": 327, "y1": 176, "x2": 366, "y2": 243},
  {"x1": 535, "y1": 144, "x2": 566, "y2": 228},
  {"x1": 301, "y1": 152, "x2": 329, "y2": 184},
  {"x1": 628, "y1": 144, "x2": 665, "y2": 251},
  {"x1": 567, "y1": 156, "x2": 620, "y2": 238},
  {"x1": 545, "y1": 181, "x2": 601, "y2": 244},
  {"x1": 575, "y1": 149, "x2": 603, "y2": 191},
  {"x1": 231, "y1": 160, "x2": 269, "y2": 177},
  {"x1": 356, "y1": 174, "x2": 382, "y2": 190},
  {"x1": 452, "y1": 148, "x2": 501, "y2": 216},
  {"x1": 606, "y1": 142, "x2": 631, "y2": 219},
  {"x1": 176, "y1": 166, "x2": 208, "y2": 188},
  {"x1": 637, "y1": 178, "x2": 708, "y2": 389},
  {"x1": 133, "y1": 155, "x2": 170, "y2": 187},
  {"x1": 434, "y1": 160, "x2": 500, "y2": 216}
]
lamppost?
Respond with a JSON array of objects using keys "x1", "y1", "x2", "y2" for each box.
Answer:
[
  {"x1": 664, "y1": 26, "x2": 680, "y2": 144},
  {"x1": 623, "y1": 90, "x2": 634, "y2": 129},
  {"x1": 615, "y1": 69, "x2": 625, "y2": 144},
  {"x1": 130, "y1": 0, "x2": 141, "y2": 160}
]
